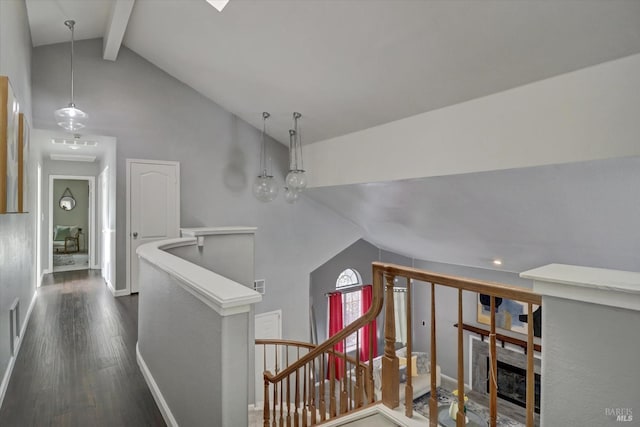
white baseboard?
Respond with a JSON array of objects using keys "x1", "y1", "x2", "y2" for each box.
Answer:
[
  {"x1": 0, "y1": 291, "x2": 37, "y2": 409},
  {"x1": 136, "y1": 343, "x2": 178, "y2": 427},
  {"x1": 106, "y1": 279, "x2": 130, "y2": 297}
]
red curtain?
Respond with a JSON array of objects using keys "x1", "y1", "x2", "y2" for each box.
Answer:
[
  {"x1": 327, "y1": 292, "x2": 344, "y2": 380},
  {"x1": 359, "y1": 285, "x2": 377, "y2": 362}
]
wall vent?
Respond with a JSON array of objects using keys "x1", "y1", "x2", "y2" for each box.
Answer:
[{"x1": 254, "y1": 279, "x2": 266, "y2": 295}]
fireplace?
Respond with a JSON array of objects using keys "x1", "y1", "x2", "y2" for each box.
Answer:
[
  {"x1": 486, "y1": 359, "x2": 540, "y2": 413},
  {"x1": 471, "y1": 338, "x2": 542, "y2": 416}
]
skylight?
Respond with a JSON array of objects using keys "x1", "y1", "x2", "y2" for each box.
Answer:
[{"x1": 206, "y1": 0, "x2": 230, "y2": 12}]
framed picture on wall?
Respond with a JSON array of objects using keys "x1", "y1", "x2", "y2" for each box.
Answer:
[
  {"x1": 18, "y1": 113, "x2": 29, "y2": 213},
  {"x1": 477, "y1": 294, "x2": 541, "y2": 337},
  {"x1": 0, "y1": 76, "x2": 20, "y2": 214}
]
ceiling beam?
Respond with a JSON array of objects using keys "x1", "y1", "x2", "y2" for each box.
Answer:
[{"x1": 103, "y1": 0, "x2": 135, "y2": 61}]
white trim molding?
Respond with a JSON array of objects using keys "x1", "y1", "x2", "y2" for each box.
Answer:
[
  {"x1": 521, "y1": 263, "x2": 640, "y2": 312},
  {"x1": 137, "y1": 237, "x2": 262, "y2": 316},
  {"x1": 0, "y1": 292, "x2": 37, "y2": 408},
  {"x1": 48, "y1": 174, "x2": 97, "y2": 273},
  {"x1": 106, "y1": 279, "x2": 130, "y2": 297},
  {"x1": 136, "y1": 344, "x2": 178, "y2": 427}
]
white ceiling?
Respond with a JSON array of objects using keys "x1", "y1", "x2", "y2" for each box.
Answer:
[
  {"x1": 34, "y1": 129, "x2": 112, "y2": 163},
  {"x1": 26, "y1": 0, "x2": 640, "y2": 145},
  {"x1": 306, "y1": 157, "x2": 640, "y2": 274},
  {"x1": 24, "y1": 1, "x2": 640, "y2": 274},
  {"x1": 26, "y1": 0, "x2": 112, "y2": 46}
]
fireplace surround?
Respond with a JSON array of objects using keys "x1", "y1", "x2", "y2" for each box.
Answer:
[{"x1": 471, "y1": 337, "x2": 541, "y2": 412}]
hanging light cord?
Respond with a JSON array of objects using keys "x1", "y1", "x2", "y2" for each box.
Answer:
[
  {"x1": 293, "y1": 112, "x2": 303, "y2": 171},
  {"x1": 65, "y1": 20, "x2": 76, "y2": 106},
  {"x1": 288, "y1": 129, "x2": 296, "y2": 171},
  {"x1": 260, "y1": 112, "x2": 270, "y2": 176}
]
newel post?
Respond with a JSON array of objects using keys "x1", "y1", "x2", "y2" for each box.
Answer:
[{"x1": 382, "y1": 272, "x2": 399, "y2": 408}]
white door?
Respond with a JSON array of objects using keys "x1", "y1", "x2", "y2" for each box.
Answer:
[
  {"x1": 254, "y1": 310, "x2": 283, "y2": 408},
  {"x1": 127, "y1": 160, "x2": 180, "y2": 293}
]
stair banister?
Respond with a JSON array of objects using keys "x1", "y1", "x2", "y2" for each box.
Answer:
[{"x1": 262, "y1": 274, "x2": 384, "y2": 384}]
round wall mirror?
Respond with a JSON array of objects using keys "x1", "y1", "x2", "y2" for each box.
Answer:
[{"x1": 59, "y1": 188, "x2": 76, "y2": 211}]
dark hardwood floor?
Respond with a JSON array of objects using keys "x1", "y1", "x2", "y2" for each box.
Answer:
[{"x1": 0, "y1": 270, "x2": 166, "y2": 426}]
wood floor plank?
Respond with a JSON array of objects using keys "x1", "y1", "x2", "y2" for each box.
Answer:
[{"x1": 0, "y1": 270, "x2": 166, "y2": 426}]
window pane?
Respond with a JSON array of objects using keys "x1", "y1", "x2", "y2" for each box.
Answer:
[
  {"x1": 336, "y1": 268, "x2": 361, "y2": 288},
  {"x1": 343, "y1": 291, "x2": 362, "y2": 351}
]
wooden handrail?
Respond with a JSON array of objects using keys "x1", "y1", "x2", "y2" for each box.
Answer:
[
  {"x1": 263, "y1": 277, "x2": 384, "y2": 383},
  {"x1": 255, "y1": 339, "x2": 370, "y2": 371},
  {"x1": 372, "y1": 262, "x2": 542, "y2": 305},
  {"x1": 453, "y1": 323, "x2": 542, "y2": 353},
  {"x1": 255, "y1": 339, "x2": 317, "y2": 351},
  {"x1": 375, "y1": 262, "x2": 540, "y2": 427}
]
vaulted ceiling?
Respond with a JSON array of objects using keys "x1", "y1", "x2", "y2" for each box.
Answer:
[
  {"x1": 26, "y1": 0, "x2": 640, "y2": 144},
  {"x1": 25, "y1": 0, "x2": 640, "y2": 274}
]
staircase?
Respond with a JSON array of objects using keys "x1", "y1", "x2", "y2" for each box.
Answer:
[{"x1": 257, "y1": 262, "x2": 541, "y2": 427}]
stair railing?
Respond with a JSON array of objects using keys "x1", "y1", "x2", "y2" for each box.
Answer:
[
  {"x1": 374, "y1": 262, "x2": 541, "y2": 427},
  {"x1": 259, "y1": 277, "x2": 384, "y2": 426}
]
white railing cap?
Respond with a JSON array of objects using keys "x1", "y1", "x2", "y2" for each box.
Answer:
[
  {"x1": 137, "y1": 238, "x2": 262, "y2": 316},
  {"x1": 521, "y1": 263, "x2": 640, "y2": 311},
  {"x1": 180, "y1": 226, "x2": 257, "y2": 237}
]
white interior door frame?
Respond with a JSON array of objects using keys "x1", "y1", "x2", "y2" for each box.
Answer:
[
  {"x1": 36, "y1": 163, "x2": 42, "y2": 287},
  {"x1": 48, "y1": 174, "x2": 97, "y2": 273},
  {"x1": 126, "y1": 159, "x2": 181, "y2": 295},
  {"x1": 254, "y1": 309, "x2": 283, "y2": 408}
]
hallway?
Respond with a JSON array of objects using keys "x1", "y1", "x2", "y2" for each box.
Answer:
[{"x1": 0, "y1": 270, "x2": 165, "y2": 426}]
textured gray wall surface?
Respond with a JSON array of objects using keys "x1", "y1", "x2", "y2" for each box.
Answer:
[
  {"x1": 541, "y1": 296, "x2": 640, "y2": 426},
  {"x1": 310, "y1": 239, "x2": 379, "y2": 345},
  {"x1": 168, "y1": 233, "x2": 254, "y2": 287},
  {"x1": 138, "y1": 259, "x2": 251, "y2": 427},
  {"x1": 410, "y1": 259, "x2": 534, "y2": 383},
  {"x1": 52, "y1": 179, "x2": 89, "y2": 244},
  {"x1": 41, "y1": 160, "x2": 99, "y2": 271},
  {"x1": 32, "y1": 39, "x2": 363, "y2": 342},
  {"x1": 0, "y1": 0, "x2": 35, "y2": 390}
]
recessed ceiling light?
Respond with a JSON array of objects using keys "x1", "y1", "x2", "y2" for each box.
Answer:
[
  {"x1": 206, "y1": 0, "x2": 230, "y2": 12},
  {"x1": 493, "y1": 259, "x2": 503, "y2": 266}
]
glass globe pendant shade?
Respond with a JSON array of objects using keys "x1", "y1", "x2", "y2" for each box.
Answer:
[
  {"x1": 253, "y1": 174, "x2": 278, "y2": 202},
  {"x1": 285, "y1": 169, "x2": 307, "y2": 193},
  {"x1": 55, "y1": 103, "x2": 88, "y2": 131},
  {"x1": 284, "y1": 187, "x2": 299, "y2": 204}
]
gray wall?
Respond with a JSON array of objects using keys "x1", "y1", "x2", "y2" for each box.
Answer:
[
  {"x1": 310, "y1": 239, "x2": 379, "y2": 346},
  {"x1": 308, "y1": 241, "x2": 538, "y2": 382},
  {"x1": 407, "y1": 258, "x2": 534, "y2": 384},
  {"x1": 541, "y1": 296, "x2": 640, "y2": 426},
  {"x1": 32, "y1": 39, "x2": 363, "y2": 341},
  {"x1": 168, "y1": 233, "x2": 254, "y2": 287},
  {"x1": 138, "y1": 258, "x2": 251, "y2": 427},
  {"x1": 376, "y1": 249, "x2": 537, "y2": 384},
  {"x1": 0, "y1": 0, "x2": 35, "y2": 401},
  {"x1": 52, "y1": 179, "x2": 89, "y2": 246},
  {"x1": 41, "y1": 160, "x2": 99, "y2": 271}
]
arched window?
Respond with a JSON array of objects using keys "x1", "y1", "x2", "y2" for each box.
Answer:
[
  {"x1": 336, "y1": 268, "x2": 361, "y2": 289},
  {"x1": 335, "y1": 268, "x2": 363, "y2": 351}
]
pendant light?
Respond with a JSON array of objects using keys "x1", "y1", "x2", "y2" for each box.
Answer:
[
  {"x1": 54, "y1": 20, "x2": 88, "y2": 132},
  {"x1": 252, "y1": 112, "x2": 279, "y2": 202},
  {"x1": 285, "y1": 112, "x2": 307, "y2": 196},
  {"x1": 284, "y1": 130, "x2": 299, "y2": 204}
]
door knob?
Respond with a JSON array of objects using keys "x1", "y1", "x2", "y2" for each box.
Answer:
[{"x1": 133, "y1": 232, "x2": 138, "y2": 239}]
